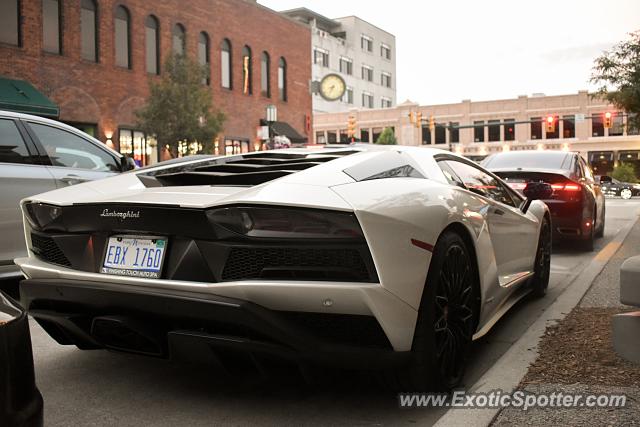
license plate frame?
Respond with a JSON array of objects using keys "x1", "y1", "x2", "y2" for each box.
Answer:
[{"x1": 101, "y1": 235, "x2": 168, "y2": 279}]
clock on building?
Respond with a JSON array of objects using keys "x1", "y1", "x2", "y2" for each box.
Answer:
[{"x1": 319, "y1": 73, "x2": 346, "y2": 101}]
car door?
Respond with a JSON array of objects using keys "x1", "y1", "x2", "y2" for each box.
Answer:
[
  {"x1": 443, "y1": 159, "x2": 539, "y2": 286},
  {"x1": 24, "y1": 121, "x2": 121, "y2": 187},
  {"x1": 0, "y1": 118, "x2": 57, "y2": 268},
  {"x1": 579, "y1": 156, "x2": 604, "y2": 228}
]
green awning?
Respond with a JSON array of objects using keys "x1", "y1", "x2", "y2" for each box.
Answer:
[{"x1": 0, "y1": 77, "x2": 59, "y2": 118}]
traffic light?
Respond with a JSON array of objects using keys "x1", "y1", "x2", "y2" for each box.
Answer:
[
  {"x1": 415, "y1": 112, "x2": 423, "y2": 129},
  {"x1": 347, "y1": 115, "x2": 357, "y2": 141},
  {"x1": 604, "y1": 112, "x2": 613, "y2": 128},
  {"x1": 408, "y1": 112, "x2": 415, "y2": 124},
  {"x1": 429, "y1": 115, "x2": 435, "y2": 131},
  {"x1": 546, "y1": 115, "x2": 556, "y2": 133}
]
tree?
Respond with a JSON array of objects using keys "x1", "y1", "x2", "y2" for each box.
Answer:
[
  {"x1": 611, "y1": 163, "x2": 638, "y2": 183},
  {"x1": 590, "y1": 31, "x2": 640, "y2": 133},
  {"x1": 136, "y1": 54, "x2": 225, "y2": 157},
  {"x1": 375, "y1": 127, "x2": 397, "y2": 145}
]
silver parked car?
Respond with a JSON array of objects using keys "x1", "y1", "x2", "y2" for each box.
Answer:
[{"x1": 0, "y1": 110, "x2": 133, "y2": 279}]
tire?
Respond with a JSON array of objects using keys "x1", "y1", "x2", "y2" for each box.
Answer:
[
  {"x1": 580, "y1": 209, "x2": 595, "y2": 252},
  {"x1": 530, "y1": 217, "x2": 551, "y2": 298},
  {"x1": 386, "y1": 231, "x2": 479, "y2": 392},
  {"x1": 595, "y1": 204, "x2": 605, "y2": 238},
  {"x1": 621, "y1": 189, "x2": 632, "y2": 200}
]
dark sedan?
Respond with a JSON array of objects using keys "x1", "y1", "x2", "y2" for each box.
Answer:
[
  {"x1": 483, "y1": 151, "x2": 605, "y2": 251},
  {"x1": 598, "y1": 176, "x2": 640, "y2": 199}
]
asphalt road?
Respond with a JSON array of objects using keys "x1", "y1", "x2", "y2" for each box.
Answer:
[{"x1": 10, "y1": 198, "x2": 640, "y2": 426}]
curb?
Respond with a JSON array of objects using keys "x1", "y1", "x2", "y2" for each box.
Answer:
[{"x1": 433, "y1": 218, "x2": 639, "y2": 427}]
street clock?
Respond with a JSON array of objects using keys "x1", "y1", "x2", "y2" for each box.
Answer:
[{"x1": 319, "y1": 73, "x2": 346, "y2": 101}]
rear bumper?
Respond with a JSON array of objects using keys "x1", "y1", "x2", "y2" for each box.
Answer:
[
  {"x1": 20, "y1": 278, "x2": 411, "y2": 370},
  {"x1": 544, "y1": 200, "x2": 591, "y2": 239}
]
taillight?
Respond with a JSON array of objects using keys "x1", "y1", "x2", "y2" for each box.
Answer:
[
  {"x1": 206, "y1": 206, "x2": 365, "y2": 240},
  {"x1": 24, "y1": 202, "x2": 63, "y2": 231},
  {"x1": 551, "y1": 183, "x2": 581, "y2": 192}
]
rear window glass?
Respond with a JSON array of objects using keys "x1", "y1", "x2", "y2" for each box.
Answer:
[{"x1": 483, "y1": 152, "x2": 571, "y2": 170}]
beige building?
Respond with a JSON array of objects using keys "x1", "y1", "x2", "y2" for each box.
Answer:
[{"x1": 312, "y1": 91, "x2": 640, "y2": 175}]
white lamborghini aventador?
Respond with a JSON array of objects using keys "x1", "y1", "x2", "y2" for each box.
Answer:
[{"x1": 16, "y1": 145, "x2": 553, "y2": 391}]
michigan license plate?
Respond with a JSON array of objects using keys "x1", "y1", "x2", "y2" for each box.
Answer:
[{"x1": 101, "y1": 236, "x2": 167, "y2": 278}]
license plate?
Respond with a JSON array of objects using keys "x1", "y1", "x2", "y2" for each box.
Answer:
[{"x1": 101, "y1": 236, "x2": 167, "y2": 279}]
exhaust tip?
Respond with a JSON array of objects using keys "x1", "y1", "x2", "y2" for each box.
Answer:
[{"x1": 91, "y1": 315, "x2": 164, "y2": 357}]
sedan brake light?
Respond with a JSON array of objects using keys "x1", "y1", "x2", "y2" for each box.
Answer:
[{"x1": 552, "y1": 183, "x2": 581, "y2": 192}]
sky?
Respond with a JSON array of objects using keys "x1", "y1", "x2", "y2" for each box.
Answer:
[{"x1": 259, "y1": 0, "x2": 640, "y2": 105}]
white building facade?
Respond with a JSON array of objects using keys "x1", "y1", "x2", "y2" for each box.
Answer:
[{"x1": 282, "y1": 8, "x2": 396, "y2": 117}]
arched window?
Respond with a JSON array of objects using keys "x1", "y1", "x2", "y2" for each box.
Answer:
[
  {"x1": 42, "y1": 0, "x2": 61, "y2": 54},
  {"x1": 172, "y1": 23, "x2": 185, "y2": 56},
  {"x1": 0, "y1": 0, "x2": 20, "y2": 46},
  {"x1": 261, "y1": 52, "x2": 270, "y2": 98},
  {"x1": 278, "y1": 57, "x2": 287, "y2": 101},
  {"x1": 198, "y1": 32, "x2": 210, "y2": 85},
  {"x1": 114, "y1": 5, "x2": 130, "y2": 68},
  {"x1": 80, "y1": 0, "x2": 98, "y2": 61},
  {"x1": 145, "y1": 15, "x2": 159, "y2": 74},
  {"x1": 242, "y1": 46, "x2": 252, "y2": 95},
  {"x1": 220, "y1": 39, "x2": 232, "y2": 89}
]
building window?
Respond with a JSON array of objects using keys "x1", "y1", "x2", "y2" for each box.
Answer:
[
  {"x1": 242, "y1": 46, "x2": 252, "y2": 95},
  {"x1": 224, "y1": 139, "x2": 249, "y2": 155},
  {"x1": 361, "y1": 34, "x2": 373, "y2": 52},
  {"x1": 119, "y1": 128, "x2": 153, "y2": 167},
  {"x1": 435, "y1": 124, "x2": 446, "y2": 144},
  {"x1": 380, "y1": 97, "x2": 392, "y2": 108},
  {"x1": 488, "y1": 120, "x2": 500, "y2": 142},
  {"x1": 372, "y1": 127, "x2": 383, "y2": 142},
  {"x1": 474, "y1": 121, "x2": 484, "y2": 142},
  {"x1": 221, "y1": 38, "x2": 232, "y2": 89},
  {"x1": 342, "y1": 87, "x2": 353, "y2": 104},
  {"x1": 260, "y1": 51, "x2": 270, "y2": 97},
  {"x1": 0, "y1": 0, "x2": 19, "y2": 46},
  {"x1": 504, "y1": 119, "x2": 515, "y2": 141},
  {"x1": 315, "y1": 131, "x2": 326, "y2": 144},
  {"x1": 362, "y1": 92, "x2": 373, "y2": 108},
  {"x1": 531, "y1": 117, "x2": 542, "y2": 140},
  {"x1": 361, "y1": 65, "x2": 373, "y2": 82},
  {"x1": 172, "y1": 24, "x2": 185, "y2": 56},
  {"x1": 610, "y1": 113, "x2": 624, "y2": 136},
  {"x1": 381, "y1": 72, "x2": 392, "y2": 88},
  {"x1": 627, "y1": 113, "x2": 639, "y2": 135},
  {"x1": 278, "y1": 57, "x2": 287, "y2": 101},
  {"x1": 114, "y1": 5, "x2": 130, "y2": 68},
  {"x1": 327, "y1": 131, "x2": 337, "y2": 143},
  {"x1": 422, "y1": 126, "x2": 431, "y2": 144},
  {"x1": 380, "y1": 43, "x2": 391, "y2": 60},
  {"x1": 42, "y1": 0, "x2": 61, "y2": 54},
  {"x1": 339, "y1": 57, "x2": 353, "y2": 75},
  {"x1": 562, "y1": 115, "x2": 575, "y2": 138},
  {"x1": 197, "y1": 32, "x2": 210, "y2": 85},
  {"x1": 449, "y1": 122, "x2": 459, "y2": 143},
  {"x1": 145, "y1": 15, "x2": 159, "y2": 74},
  {"x1": 360, "y1": 128, "x2": 370, "y2": 142},
  {"x1": 313, "y1": 48, "x2": 329, "y2": 67},
  {"x1": 592, "y1": 114, "x2": 604, "y2": 137},
  {"x1": 80, "y1": 0, "x2": 97, "y2": 62}
]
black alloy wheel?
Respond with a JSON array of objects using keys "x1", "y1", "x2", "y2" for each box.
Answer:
[
  {"x1": 531, "y1": 217, "x2": 551, "y2": 298},
  {"x1": 387, "y1": 231, "x2": 478, "y2": 392}
]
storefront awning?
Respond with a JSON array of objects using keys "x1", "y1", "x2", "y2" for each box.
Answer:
[
  {"x1": 0, "y1": 77, "x2": 59, "y2": 118},
  {"x1": 270, "y1": 121, "x2": 307, "y2": 144}
]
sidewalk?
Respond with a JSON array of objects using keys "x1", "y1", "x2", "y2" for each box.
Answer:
[{"x1": 492, "y1": 219, "x2": 640, "y2": 426}]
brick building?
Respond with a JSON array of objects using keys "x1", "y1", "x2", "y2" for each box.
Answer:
[{"x1": 0, "y1": 0, "x2": 312, "y2": 165}]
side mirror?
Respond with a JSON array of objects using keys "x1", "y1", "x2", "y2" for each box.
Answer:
[
  {"x1": 121, "y1": 156, "x2": 137, "y2": 172},
  {"x1": 521, "y1": 182, "x2": 553, "y2": 214}
]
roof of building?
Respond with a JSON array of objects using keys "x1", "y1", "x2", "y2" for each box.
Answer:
[{"x1": 280, "y1": 8, "x2": 341, "y2": 32}]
